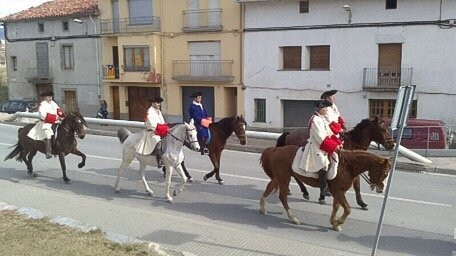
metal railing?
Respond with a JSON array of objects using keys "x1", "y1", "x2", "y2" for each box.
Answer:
[
  {"x1": 172, "y1": 60, "x2": 234, "y2": 82},
  {"x1": 25, "y1": 68, "x2": 53, "y2": 83},
  {"x1": 100, "y1": 16, "x2": 161, "y2": 34},
  {"x1": 102, "y1": 65, "x2": 120, "y2": 79},
  {"x1": 182, "y1": 9, "x2": 222, "y2": 32},
  {"x1": 363, "y1": 68, "x2": 413, "y2": 89}
]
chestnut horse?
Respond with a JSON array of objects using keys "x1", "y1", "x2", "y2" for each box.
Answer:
[
  {"x1": 275, "y1": 116, "x2": 394, "y2": 209},
  {"x1": 260, "y1": 146, "x2": 391, "y2": 231}
]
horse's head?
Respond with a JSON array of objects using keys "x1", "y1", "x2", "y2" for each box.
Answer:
[
  {"x1": 65, "y1": 111, "x2": 87, "y2": 139},
  {"x1": 232, "y1": 115, "x2": 247, "y2": 145},
  {"x1": 185, "y1": 119, "x2": 200, "y2": 152},
  {"x1": 369, "y1": 116, "x2": 394, "y2": 150},
  {"x1": 367, "y1": 157, "x2": 391, "y2": 193}
]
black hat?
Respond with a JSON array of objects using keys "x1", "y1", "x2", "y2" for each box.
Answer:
[
  {"x1": 40, "y1": 91, "x2": 54, "y2": 97},
  {"x1": 320, "y1": 90, "x2": 338, "y2": 99},
  {"x1": 315, "y1": 99, "x2": 333, "y2": 109},
  {"x1": 148, "y1": 96, "x2": 164, "y2": 103},
  {"x1": 189, "y1": 91, "x2": 203, "y2": 98}
]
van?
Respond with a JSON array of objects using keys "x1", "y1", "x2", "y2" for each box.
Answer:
[{"x1": 386, "y1": 119, "x2": 448, "y2": 149}]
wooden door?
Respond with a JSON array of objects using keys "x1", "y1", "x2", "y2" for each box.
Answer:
[
  {"x1": 112, "y1": 86, "x2": 120, "y2": 119},
  {"x1": 128, "y1": 87, "x2": 160, "y2": 121},
  {"x1": 378, "y1": 44, "x2": 402, "y2": 87},
  {"x1": 64, "y1": 90, "x2": 78, "y2": 112}
]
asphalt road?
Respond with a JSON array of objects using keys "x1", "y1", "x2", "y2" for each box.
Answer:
[{"x1": 0, "y1": 123, "x2": 454, "y2": 256}]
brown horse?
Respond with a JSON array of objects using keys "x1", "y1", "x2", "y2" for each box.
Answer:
[
  {"x1": 260, "y1": 146, "x2": 391, "y2": 231},
  {"x1": 173, "y1": 116, "x2": 247, "y2": 183},
  {"x1": 4, "y1": 112, "x2": 87, "y2": 183},
  {"x1": 275, "y1": 116, "x2": 394, "y2": 209}
]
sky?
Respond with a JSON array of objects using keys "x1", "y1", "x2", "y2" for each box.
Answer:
[{"x1": 0, "y1": 0, "x2": 50, "y2": 19}]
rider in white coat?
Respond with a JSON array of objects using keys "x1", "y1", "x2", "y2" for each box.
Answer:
[
  {"x1": 136, "y1": 96, "x2": 168, "y2": 167},
  {"x1": 27, "y1": 91, "x2": 65, "y2": 159},
  {"x1": 321, "y1": 90, "x2": 346, "y2": 134}
]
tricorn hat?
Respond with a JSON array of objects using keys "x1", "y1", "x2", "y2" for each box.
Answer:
[
  {"x1": 189, "y1": 91, "x2": 203, "y2": 98},
  {"x1": 40, "y1": 91, "x2": 54, "y2": 97},
  {"x1": 315, "y1": 99, "x2": 333, "y2": 109},
  {"x1": 320, "y1": 90, "x2": 338, "y2": 99},
  {"x1": 148, "y1": 96, "x2": 164, "y2": 103}
]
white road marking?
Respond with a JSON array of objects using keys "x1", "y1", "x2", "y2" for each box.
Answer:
[{"x1": 0, "y1": 142, "x2": 453, "y2": 208}]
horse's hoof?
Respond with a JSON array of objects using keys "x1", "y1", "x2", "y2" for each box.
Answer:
[
  {"x1": 28, "y1": 172, "x2": 37, "y2": 177},
  {"x1": 203, "y1": 175, "x2": 208, "y2": 181},
  {"x1": 187, "y1": 177, "x2": 194, "y2": 183},
  {"x1": 64, "y1": 179, "x2": 71, "y2": 184},
  {"x1": 173, "y1": 190, "x2": 177, "y2": 196},
  {"x1": 358, "y1": 202, "x2": 369, "y2": 210},
  {"x1": 78, "y1": 163, "x2": 85, "y2": 169},
  {"x1": 290, "y1": 217, "x2": 300, "y2": 225},
  {"x1": 217, "y1": 179, "x2": 224, "y2": 185},
  {"x1": 115, "y1": 188, "x2": 121, "y2": 193},
  {"x1": 167, "y1": 197, "x2": 173, "y2": 203},
  {"x1": 303, "y1": 194, "x2": 310, "y2": 200},
  {"x1": 319, "y1": 199, "x2": 326, "y2": 205},
  {"x1": 259, "y1": 209, "x2": 266, "y2": 215},
  {"x1": 333, "y1": 225, "x2": 342, "y2": 232}
]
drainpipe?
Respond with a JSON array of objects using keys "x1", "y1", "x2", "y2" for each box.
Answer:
[
  {"x1": 239, "y1": 2, "x2": 246, "y2": 116},
  {"x1": 89, "y1": 15, "x2": 101, "y2": 99}
]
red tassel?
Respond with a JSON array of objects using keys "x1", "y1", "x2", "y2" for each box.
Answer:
[
  {"x1": 329, "y1": 121, "x2": 343, "y2": 134},
  {"x1": 44, "y1": 113, "x2": 58, "y2": 124},
  {"x1": 155, "y1": 123, "x2": 170, "y2": 138},
  {"x1": 320, "y1": 136, "x2": 339, "y2": 154}
]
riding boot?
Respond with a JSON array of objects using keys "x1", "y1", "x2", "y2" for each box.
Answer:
[
  {"x1": 151, "y1": 142, "x2": 163, "y2": 167},
  {"x1": 44, "y1": 139, "x2": 52, "y2": 159},
  {"x1": 318, "y1": 169, "x2": 328, "y2": 205},
  {"x1": 200, "y1": 139, "x2": 209, "y2": 155},
  {"x1": 156, "y1": 155, "x2": 164, "y2": 168}
]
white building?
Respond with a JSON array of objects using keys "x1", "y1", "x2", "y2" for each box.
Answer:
[{"x1": 239, "y1": 0, "x2": 456, "y2": 129}]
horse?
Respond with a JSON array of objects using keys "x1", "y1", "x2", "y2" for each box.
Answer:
[
  {"x1": 172, "y1": 116, "x2": 247, "y2": 184},
  {"x1": 275, "y1": 116, "x2": 394, "y2": 209},
  {"x1": 4, "y1": 112, "x2": 87, "y2": 183},
  {"x1": 114, "y1": 120, "x2": 200, "y2": 202},
  {"x1": 260, "y1": 146, "x2": 391, "y2": 231}
]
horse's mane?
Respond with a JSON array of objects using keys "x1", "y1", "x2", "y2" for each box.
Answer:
[
  {"x1": 345, "y1": 118, "x2": 372, "y2": 142},
  {"x1": 339, "y1": 149, "x2": 388, "y2": 169},
  {"x1": 213, "y1": 117, "x2": 235, "y2": 127}
]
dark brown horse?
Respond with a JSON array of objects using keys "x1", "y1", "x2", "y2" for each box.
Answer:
[
  {"x1": 275, "y1": 116, "x2": 394, "y2": 209},
  {"x1": 260, "y1": 146, "x2": 391, "y2": 231},
  {"x1": 4, "y1": 112, "x2": 87, "y2": 183},
  {"x1": 171, "y1": 116, "x2": 247, "y2": 184}
]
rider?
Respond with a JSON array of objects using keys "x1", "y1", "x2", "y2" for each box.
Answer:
[
  {"x1": 321, "y1": 90, "x2": 346, "y2": 134},
  {"x1": 136, "y1": 96, "x2": 169, "y2": 167},
  {"x1": 300, "y1": 99, "x2": 343, "y2": 205},
  {"x1": 27, "y1": 91, "x2": 65, "y2": 159},
  {"x1": 189, "y1": 91, "x2": 211, "y2": 155}
]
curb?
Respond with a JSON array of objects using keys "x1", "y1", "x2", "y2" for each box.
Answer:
[{"x1": 0, "y1": 202, "x2": 196, "y2": 256}]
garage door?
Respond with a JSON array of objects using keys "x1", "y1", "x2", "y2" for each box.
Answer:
[
  {"x1": 182, "y1": 86, "x2": 214, "y2": 123},
  {"x1": 283, "y1": 100, "x2": 316, "y2": 128}
]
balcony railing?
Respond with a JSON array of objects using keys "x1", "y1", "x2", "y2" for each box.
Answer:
[
  {"x1": 182, "y1": 9, "x2": 222, "y2": 32},
  {"x1": 363, "y1": 68, "x2": 413, "y2": 90},
  {"x1": 25, "y1": 68, "x2": 52, "y2": 83},
  {"x1": 100, "y1": 16, "x2": 161, "y2": 34},
  {"x1": 103, "y1": 65, "x2": 120, "y2": 79},
  {"x1": 172, "y1": 60, "x2": 234, "y2": 82}
]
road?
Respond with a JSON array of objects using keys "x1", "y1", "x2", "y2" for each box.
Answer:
[{"x1": 0, "y1": 123, "x2": 454, "y2": 256}]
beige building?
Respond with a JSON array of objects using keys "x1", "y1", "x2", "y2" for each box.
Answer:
[{"x1": 99, "y1": 0, "x2": 243, "y2": 122}]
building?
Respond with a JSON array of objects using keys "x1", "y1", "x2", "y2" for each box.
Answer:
[
  {"x1": 239, "y1": 0, "x2": 456, "y2": 129},
  {"x1": 99, "y1": 0, "x2": 244, "y2": 122},
  {"x1": 0, "y1": 0, "x2": 101, "y2": 116}
]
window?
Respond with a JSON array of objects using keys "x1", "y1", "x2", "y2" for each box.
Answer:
[
  {"x1": 369, "y1": 99, "x2": 417, "y2": 119},
  {"x1": 129, "y1": 0, "x2": 154, "y2": 25},
  {"x1": 61, "y1": 44, "x2": 74, "y2": 69},
  {"x1": 281, "y1": 46, "x2": 301, "y2": 70},
  {"x1": 309, "y1": 45, "x2": 330, "y2": 70},
  {"x1": 38, "y1": 23, "x2": 44, "y2": 32},
  {"x1": 299, "y1": 1, "x2": 309, "y2": 13},
  {"x1": 11, "y1": 56, "x2": 17, "y2": 71},
  {"x1": 123, "y1": 46, "x2": 150, "y2": 71},
  {"x1": 254, "y1": 99, "x2": 266, "y2": 122},
  {"x1": 386, "y1": 0, "x2": 397, "y2": 9},
  {"x1": 62, "y1": 21, "x2": 69, "y2": 31}
]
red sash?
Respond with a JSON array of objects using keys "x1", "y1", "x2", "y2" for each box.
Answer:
[
  {"x1": 44, "y1": 113, "x2": 58, "y2": 124},
  {"x1": 155, "y1": 123, "x2": 170, "y2": 138},
  {"x1": 320, "y1": 135, "x2": 342, "y2": 154}
]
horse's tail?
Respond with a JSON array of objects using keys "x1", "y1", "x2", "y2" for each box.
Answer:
[
  {"x1": 260, "y1": 147, "x2": 275, "y2": 180},
  {"x1": 275, "y1": 132, "x2": 290, "y2": 147},
  {"x1": 4, "y1": 143, "x2": 24, "y2": 162},
  {"x1": 117, "y1": 128, "x2": 131, "y2": 144}
]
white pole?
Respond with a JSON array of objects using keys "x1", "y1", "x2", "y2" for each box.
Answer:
[{"x1": 90, "y1": 15, "x2": 101, "y2": 99}]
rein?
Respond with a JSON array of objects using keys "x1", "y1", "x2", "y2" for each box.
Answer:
[
  {"x1": 169, "y1": 127, "x2": 198, "y2": 144},
  {"x1": 340, "y1": 151, "x2": 372, "y2": 186}
]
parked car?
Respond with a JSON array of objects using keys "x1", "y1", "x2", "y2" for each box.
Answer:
[
  {"x1": 385, "y1": 118, "x2": 448, "y2": 149},
  {"x1": 0, "y1": 99, "x2": 37, "y2": 114}
]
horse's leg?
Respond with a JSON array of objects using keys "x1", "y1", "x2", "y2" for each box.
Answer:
[
  {"x1": 214, "y1": 151, "x2": 224, "y2": 185},
  {"x1": 176, "y1": 164, "x2": 188, "y2": 192},
  {"x1": 259, "y1": 178, "x2": 278, "y2": 215},
  {"x1": 138, "y1": 160, "x2": 154, "y2": 196},
  {"x1": 293, "y1": 175, "x2": 310, "y2": 200},
  {"x1": 114, "y1": 150, "x2": 135, "y2": 193},
  {"x1": 330, "y1": 198, "x2": 341, "y2": 231},
  {"x1": 181, "y1": 161, "x2": 193, "y2": 182},
  {"x1": 164, "y1": 163, "x2": 174, "y2": 202},
  {"x1": 203, "y1": 152, "x2": 217, "y2": 182},
  {"x1": 58, "y1": 153, "x2": 70, "y2": 184},
  {"x1": 26, "y1": 151, "x2": 38, "y2": 177},
  {"x1": 278, "y1": 177, "x2": 300, "y2": 225},
  {"x1": 353, "y1": 176, "x2": 368, "y2": 210},
  {"x1": 71, "y1": 148, "x2": 86, "y2": 169},
  {"x1": 332, "y1": 191, "x2": 351, "y2": 232}
]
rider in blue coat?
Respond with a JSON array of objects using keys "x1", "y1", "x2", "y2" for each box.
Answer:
[{"x1": 189, "y1": 91, "x2": 211, "y2": 155}]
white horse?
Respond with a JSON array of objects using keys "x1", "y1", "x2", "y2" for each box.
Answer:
[{"x1": 115, "y1": 120, "x2": 200, "y2": 202}]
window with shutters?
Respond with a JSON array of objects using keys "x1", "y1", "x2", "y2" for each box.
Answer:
[
  {"x1": 308, "y1": 45, "x2": 330, "y2": 70},
  {"x1": 254, "y1": 99, "x2": 266, "y2": 122},
  {"x1": 281, "y1": 46, "x2": 302, "y2": 70},
  {"x1": 129, "y1": 0, "x2": 154, "y2": 25},
  {"x1": 369, "y1": 99, "x2": 417, "y2": 119},
  {"x1": 38, "y1": 23, "x2": 44, "y2": 33},
  {"x1": 123, "y1": 46, "x2": 150, "y2": 71},
  {"x1": 386, "y1": 0, "x2": 397, "y2": 9},
  {"x1": 61, "y1": 44, "x2": 74, "y2": 70},
  {"x1": 62, "y1": 21, "x2": 69, "y2": 31},
  {"x1": 299, "y1": 1, "x2": 309, "y2": 13}
]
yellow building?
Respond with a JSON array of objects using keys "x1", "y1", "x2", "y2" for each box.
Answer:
[{"x1": 99, "y1": 0, "x2": 243, "y2": 122}]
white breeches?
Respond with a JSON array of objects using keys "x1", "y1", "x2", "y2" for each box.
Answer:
[{"x1": 44, "y1": 127, "x2": 53, "y2": 139}]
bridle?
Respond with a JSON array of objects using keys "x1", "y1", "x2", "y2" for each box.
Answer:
[
  {"x1": 339, "y1": 150, "x2": 373, "y2": 186},
  {"x1": 234, "y1": 121, "x2": 247, "y2": 140},
  {"x1": 169, "y1": 126, "x2": 199, "y2": 145}
]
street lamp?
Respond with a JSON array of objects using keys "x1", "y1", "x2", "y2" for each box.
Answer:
[
  {"x1": 73, "y1": 18, "x2": 88, "y2": 35},
  {"x1": 343, "y1": 4, "x2": 352, "y2": 24}
]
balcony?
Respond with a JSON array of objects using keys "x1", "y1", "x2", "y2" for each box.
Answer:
[
  {"x1": 182, "y1": 9, "x2": 222, "y2": 32},
  {"x1": 103, "y1": 65, "x2": 120, "y2": 80},
  {"x1": 25, "y1": 68, "x2": 53, "y2": 83},
  {"x1": 172, "y1": 60, "x2": 234, "y2": 82},
  {"x1": 100, "y1": 16, "x2": 161, "y2": 35},
  {"x1": 363, "y1": 68, "x2": 413, "y2": 91}
]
